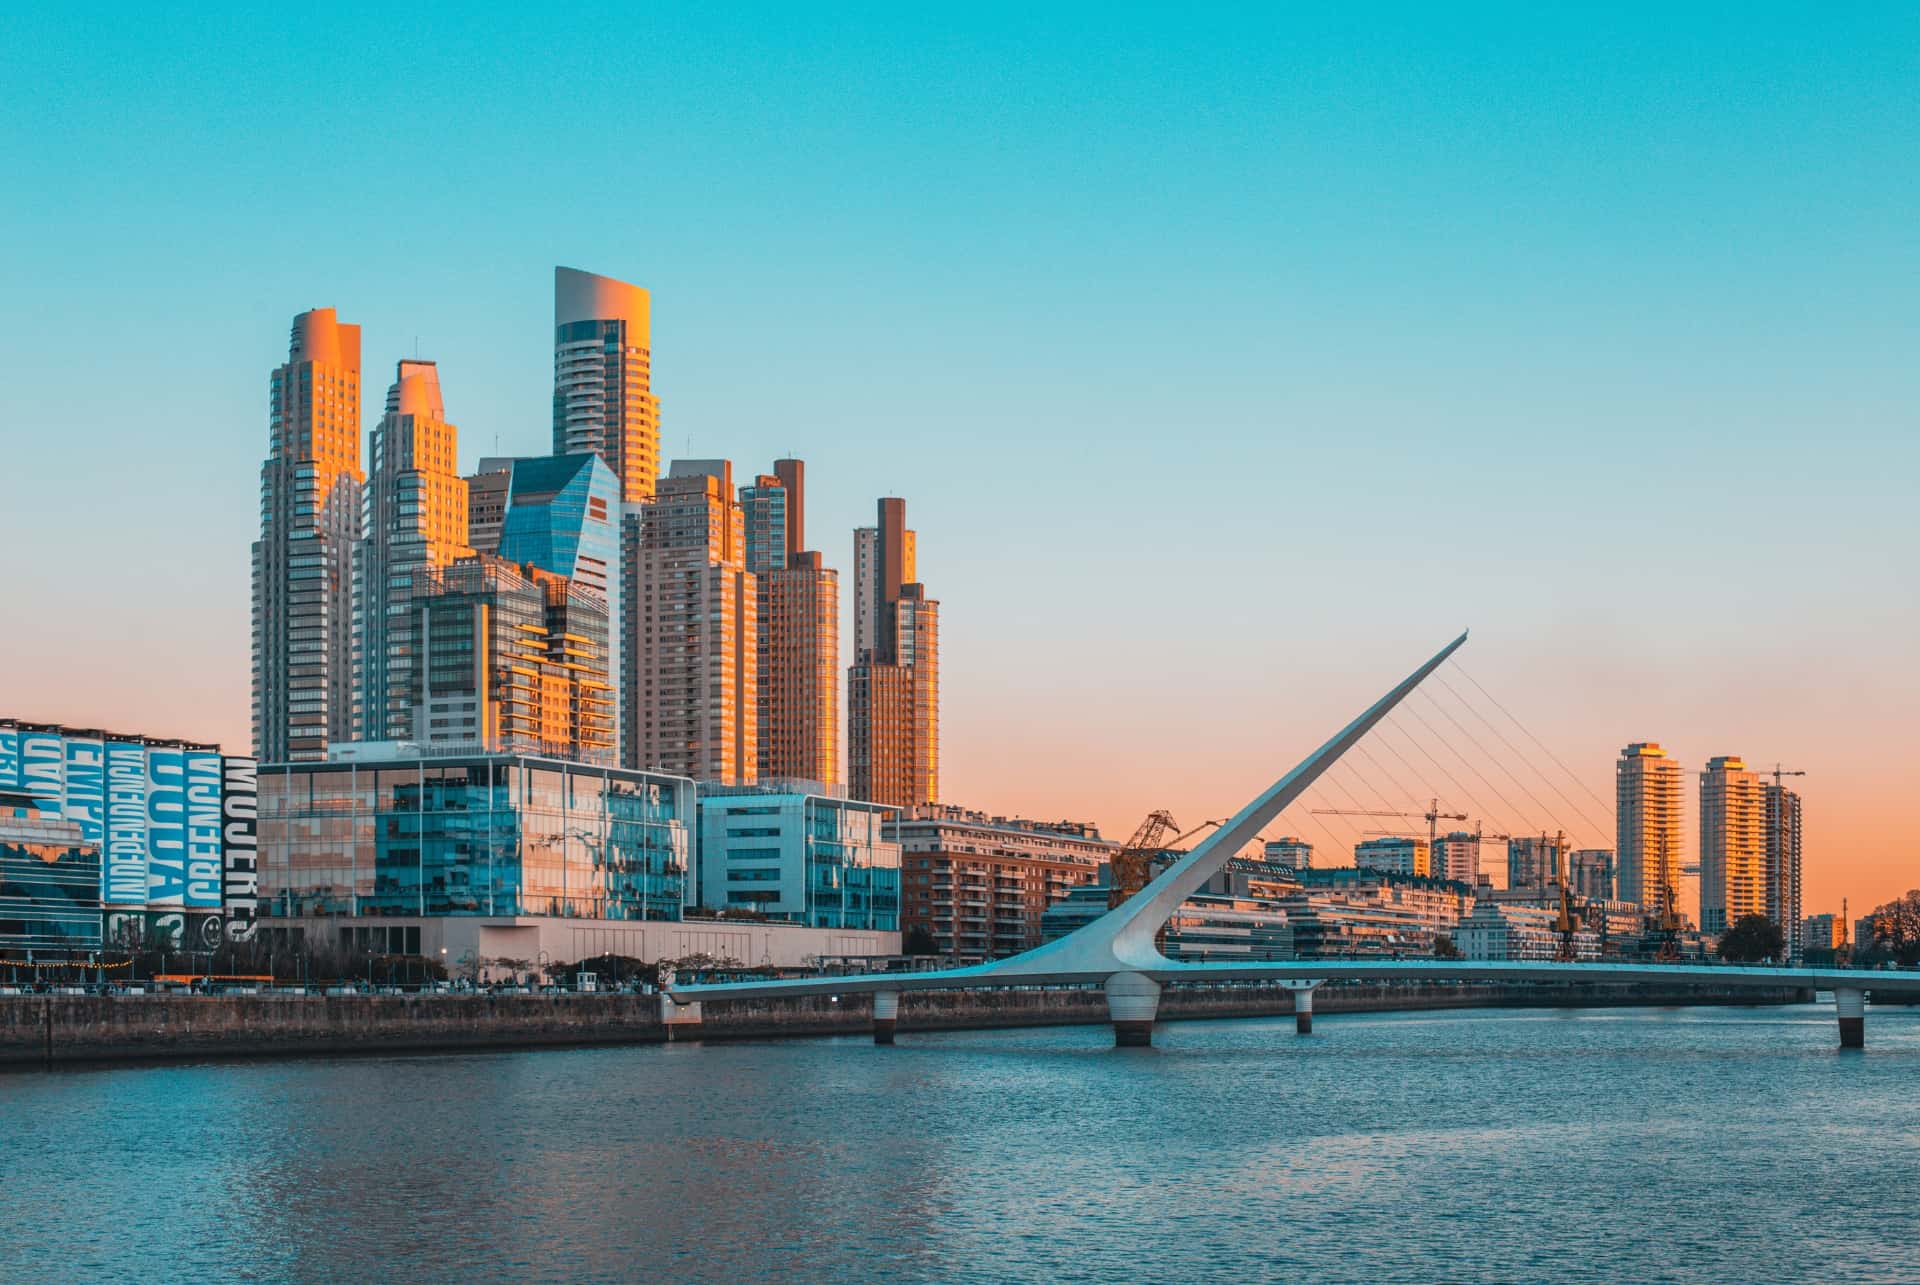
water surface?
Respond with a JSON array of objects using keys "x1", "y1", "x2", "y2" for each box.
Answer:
[{"x1": 2, "y1": 1003, "x2": 1914, "y2": 1283}]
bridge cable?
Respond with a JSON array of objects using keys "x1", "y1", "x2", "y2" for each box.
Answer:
[
  {"x1": 1433, "y1": 670, "x2": 1611, "y2": 839},
  {"x1": 1417, "y1": 686, "x2": 1598, "y2": 848},
  {"x1": 1447, "y1": 659, "x2": 1614, "y2": 817},
  {"x1": 1401, "y1": 694, "x2": 1548, "y2": 837}
]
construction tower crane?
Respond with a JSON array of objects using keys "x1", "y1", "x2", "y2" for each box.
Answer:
[
  {"x1": 1310, "y1": 799, "x2": 1466, "y2": 843},
  {"x1": 1108, "y1": 812, "x2": 1225, "y2": 909}
]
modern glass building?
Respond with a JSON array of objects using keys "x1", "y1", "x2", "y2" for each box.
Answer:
[
  {"x1": 259, "y1": 754, "x2": 693, "y2": 922},
  {"x1": 0, "y1": 791, "x2": 103, "y2": 956},
  {"x1": 697, "y1": 783, "x2": 900, "y2": 931},
  {"x1": 498, "y1": 452, "x2": 623, "y2": 744}
]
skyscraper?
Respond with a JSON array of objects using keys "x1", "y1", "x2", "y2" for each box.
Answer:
[
  {"x1": 410, "y1": 555, "x2": 614, "y2": 762},
  {"x1": 463, "y1": 456, "x2": 521, "y2": 556},
  {"x1": 1569, "y1": 848, "x2": 1615, "y2": 901},
  {"x1": 1507, "y1": 833, "x2": 1569, "y2": 892},
  {"x1": 552, "y1": 267, "x2": 659, "y2": 505},
  {"x1": 741, "y1": 462, "x2": 839, "y2": 785},
  {"x1": 1766, "y1": 780, "x2": 1804, "y2": 961},
  {"x1": 354, "y1": 360, "x2": 470, "y2": 743},
  {"x1": 1700, "y1": 755, "x2": 1766, "y2": 936},
  {"x1": 625, "y1": 460, "x2": 756, "y2": 783},
  {"x1": 497, "y1": 453, "x2": 623, "y2": 747},
  {"x1": 253, "y1": 308, "x2": 363, "y2": 762},
  {"x1": 1616, "y1": 742, "x2": 1684, "y2": 917},
  {"x1": 848, "y1": 498, "x2": 939, "y2": 808}
]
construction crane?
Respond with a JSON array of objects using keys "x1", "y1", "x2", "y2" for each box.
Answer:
[
  {"x1": 1108, "y1": 812, "x2": 1225, "y2": 909},
  {"x1": 1310, "y1": 799, "x2": 1466, "y2": 843}
]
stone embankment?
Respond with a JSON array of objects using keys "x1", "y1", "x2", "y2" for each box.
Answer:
[{"x1": 0, "y1": 980, "x2": 1812, "y2": 1068}]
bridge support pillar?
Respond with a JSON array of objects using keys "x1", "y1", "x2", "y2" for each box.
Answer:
[
  {"x1": 873, "y1": 990, "x2": 899, "y2": 1045},
  {"x1": 659, "y1": 995, "x2": 703, "y2": 1042},
  {"x1": 1280, "y1": 980, "x2": 1321, "y2": 1034},
  {"x1": 1106, "y1": 972, "x2": 1161, "y2": 1047},
  {"x1": 1835, "y1": 986, "x2": 1865, "y2": 1049}
]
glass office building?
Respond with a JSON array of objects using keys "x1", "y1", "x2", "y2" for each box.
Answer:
[
  {"x1": 697, "y1": 783, "x2": 901, "y2": 931},
  {"x1": 0, "y1": 792, "x2": 104, "y2": 955},
  {"x1": 260, "y1": 755, "x2": 694, "y2": 922}
]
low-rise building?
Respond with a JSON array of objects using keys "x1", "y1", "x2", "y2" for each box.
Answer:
[
  {"x1": 696, "y1": 781, "x2": 900, "y2": 932},
  {"x1": 893, "y1": 805, "x2": 1114, "y2": 963},
  {"x1": 1457, "y1": 900, "x2": 1599, "y2": 962},
  {"x1": 1285, "y1": 867, "x2": 1471, "y2": 958}
]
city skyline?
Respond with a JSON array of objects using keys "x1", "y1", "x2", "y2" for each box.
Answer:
[{"x1": 4, "y1": 8, "x2": 1916, "y2": 915}]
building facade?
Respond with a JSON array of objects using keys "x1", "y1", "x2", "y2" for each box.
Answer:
[
  {"x1": 1570, "y1": 848, "x2": 1615, "y2": 901},
  {"x1": 1766, "y1": 781, "x2": 1804, "y2": 962},
  {"x1": 497, "y1": 453, "x2": 624, "y2": 746},
  {"x1": 1355, "y1": 835, "x2": 1431, "y2": 878},
  {"x1": 463, "y1": 457, "x2": 519, "y2": 556},
  {"x1": 1617, "y1": 742, "x2": 1684, "y2": 915},
  {"x1": 553, "y1": 267, "x2": 659, "y2": 504},
  {"x1": 848, "y1": 498, "x2": 939, "y2": 808},
  {"x1": 253, "y1": 308, "x2": 363, "y2": 762},
  {"x1": 354, "y1": 359, "x2": 471, "y2": 743},
  {"x1": 1431, "y1": 831, "x2": 1482, "y2": 885},
  {"x1": 258, "y1": 755, "x2": 693, "y2": 922},
  {"x1": 410, "y1": 556, "x2": 615, "y2": 763},
  {"x1": 0, "y1": 790, "x2": 103, "y2": 957},
  {"x1": 1802, "y1": 912, "x2": 1837, "y2": 955},
  {"x1": 696, "y1": 783, "x2": 899, "y2": 932},
  {"x1": 741, "y1": 462, "x2": 839, "y2": 786},
  {"x1": 1506, "y1": 833, "x2": 1570, "y2": 892},
  {"x1": 1700, "y1": 755, "x2": 1766, "y2": 936},
  {"x1": 0, "y1": 721, "x2": 259, "y2": 952},
  {"x1": 1284, "y1": 868, "x2": 1472, "y2": 959},
  {"x1": 624, "y1": 460, "x2": 756, "y2": 782},
  {"x1": 1456, "y1": 901, "x2": 1600, "y2": 962},
  {"x1": 893, "y1": 805, "x2": 1113, "y2": 962},
  {"x1": 1263, "y1": 836, "x2": 1313, "y2": 869}
]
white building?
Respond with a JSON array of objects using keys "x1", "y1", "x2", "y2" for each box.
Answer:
[
  {"x1": 1263, "y1": 836, "x2": 1313, "y2": 869},
  {"x1": 1456, "y1": 901, "x2": 1599, "y2": 962},
  {"x1": 1355, "y1": 835, "x2": 1431, "y2": 878},
  {"x1": 697, "y1": 782, "x2": 900, "y2": 933}
]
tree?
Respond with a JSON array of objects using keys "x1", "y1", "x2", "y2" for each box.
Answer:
[
  {"x1": 903, "y1": 925, "x2": 939, "y2": 957},
  {"x1": 1860, "y1": 891, "x2": 1920, "y2": 966},
  {"x1": 1716, "y1": 914, "x2": 1785, "y2": 963},
  {"x1": 1431, "y1": 933, "x2": 1462, "y2": 960}
]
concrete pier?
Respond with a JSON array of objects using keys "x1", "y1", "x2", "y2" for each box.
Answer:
[
  {"x1": 1106, "y1": 972, "x2": 1161, "y2": 1047},
  {"x1": 1292, "y1": 984, "x2": 1316, "y2": 1035},
  {"x1": 1835, "y1": 986, "x2": 1865, "y2": 1049},
  {"x1": 872, "y1": 990, "x2": 899, "y2": 1045},
  {"x1": 659, "y1": 995, "x2": 703, "y2": 1042}
]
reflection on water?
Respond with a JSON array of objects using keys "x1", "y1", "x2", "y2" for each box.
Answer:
[{"x1": 1, "y1": 1004, "x2": 1915, "y2": 1283}]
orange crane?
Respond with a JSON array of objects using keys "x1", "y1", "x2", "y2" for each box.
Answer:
[{"x1": 1108, "y1": 812, "x2": 1225, "y2": 909}]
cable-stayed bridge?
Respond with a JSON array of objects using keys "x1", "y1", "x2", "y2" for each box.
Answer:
[{"x1": 666, "y1": 633, "x2": 1912, "y2": 1048}]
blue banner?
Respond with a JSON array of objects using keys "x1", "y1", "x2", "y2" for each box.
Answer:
[
  {"x1": 0, "y1": 726, "x2": 18, "y2": 792},
  {"x1": 104, "y1": 741, "x2": 150, "y2": 906},
  {"x1": 146, "y1": 749, "x2": 186, "y2": 906},
  {"x1": 63, "y1": 735, "x2": 106, "y2": 848},
  {"x1": 184, "y1": 751, "x2": 224, "y2": 909},
  {"x1": 19, "y1": 731, "x2": 64, "y2": 816}
]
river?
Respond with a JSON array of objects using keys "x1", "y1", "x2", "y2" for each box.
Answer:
[{"x1": 2, "y1": 1002, "x2": 1915, "y2": 1283}]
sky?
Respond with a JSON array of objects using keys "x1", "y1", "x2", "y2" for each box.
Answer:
[{"x1": 2, "y1": 4, "x2": 1916, "y2": 916}]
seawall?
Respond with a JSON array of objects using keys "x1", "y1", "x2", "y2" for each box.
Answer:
[{"x1": 0, "y1": 980, "x2": 1814, "y2": 1068}]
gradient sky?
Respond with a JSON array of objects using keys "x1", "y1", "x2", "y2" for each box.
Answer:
[{"x1": 2, "y1": 5, "x2": 1915, "y2": 917}]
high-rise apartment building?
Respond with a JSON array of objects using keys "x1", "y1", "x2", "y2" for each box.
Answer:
[
  {"x1": 464, "y1": 456, "x2": 521, "y2": 556},
  {"x1": 354, "y1": 360, "x2": 471, "y2": 743},
  {"x1": 848, "y1": 498, "x2": 939, "y2": 808},
  {"x1": 1506, "y1": 833, "x2": 1569, "y2": 892},
  {"x1": 741, "y1": 461, "x2": 838, "y2": 785},
  {"x1": 1570, "y1": 848, "x2": 1616, "y2": 901},
  {"x1": 1766, "y1": 781, "x2": 1804, "y2": 961},
  {"x1": 253, "y1": 308, "x2": 363, "y2": 762},
  {"x1": 624, "y1": 461, "x2": 756, "y2": 783},
  {"x1": 1431, "y1": 831, "x2": 1482, "y2": 885},
  {"x1": 410, "y1": 555, "x2": 614, "y2": 762},
  {"x1": 1616, "y1": 742, "x2": 1684, "y2": 917},
  {"x1": 1355, "y1": 836, "x2": 1431, "y2": 877},
  {"x1": 552, "y1": 267, "x2": 659, "y2": 504},
  {"x1": 1700, "y1": 755, "x2": 1766, "y2": 936},
  {"x1": 498, "y1": 453, "x2": 623, "y2": 747},
  {"x1": 1264, "y1": 836, "x2": 1313, "y2": 869}
]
